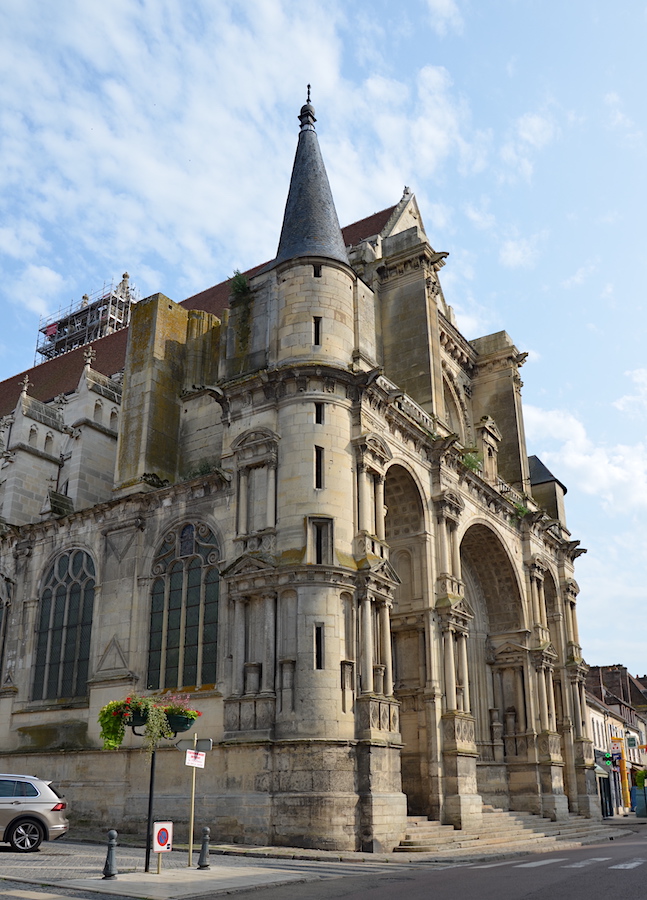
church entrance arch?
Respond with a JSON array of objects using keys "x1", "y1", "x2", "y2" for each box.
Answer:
[
  {"x1": 384, "y1": 464, "x2": 428, "y2": 813},
  {"x1": 460, "y1": 523, "x2": 525, "y2": 808}
]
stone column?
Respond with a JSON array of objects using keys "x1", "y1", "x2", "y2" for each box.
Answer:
[
  {"x1": 232, "y1": 598, "x2": 246, "y2": 696},
  {"x1": 361, "y1": 595, "x2": 374, "y2": 693},
  {"x1": 374, "y1": 475, "x2": 385, "y2": 541},
  {"x1": 450, "y1": 524, "x2": 461, "y2": 579},
  {"x1": 437, "y1": 517, "x2": 449, "y2": 574},
  {"x1": 547, "y1": 669, "x2": 557, "y2": 731},
  {"x1": 537, "y1": 666, "x2": 549, "y2": 732},
  {"x1": 266, "y1": 462, "x2": 276, "y2": 530},
  {"x1": 237, "y1": 467, "x2": 249, "y2": 535},
  {"x1": 537, "y1": 577, "x2": 548, "y2": 628},
  {"x1": 378, "y1": 602, "x2": 393, "y2": 697},
  {"x1": 572, "y1": 679, "x2": 583, "y2": 738},
  {"x1": 457, "y1": 631, "x2": 470, "y2": 713},
  {"x1": 261, "y1": 593, "x2": 276, "y2": 694},
  {"x1": 572, "y1": 603, "x2": 580, "y2": 646},
  {"x1": 358, "y1": 464, "x2": 370, "y2": 533},
  {"x1": 443, "y1": 628, "x2": 457, "y2": 711},
  {"x1": 514, "y1": 668, "x2": 526, "y2": 732},
  {"x1": 530, "y1": 575, "x2": 541, "y2": 625}
]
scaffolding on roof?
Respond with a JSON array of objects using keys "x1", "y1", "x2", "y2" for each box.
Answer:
[{"x1": 35, "y1": 273, "x2": 140, "y2": 364}]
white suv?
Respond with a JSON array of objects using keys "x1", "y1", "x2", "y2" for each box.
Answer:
[{"x1": 0, "y1": 775, "x2": 68, "y2": 851}]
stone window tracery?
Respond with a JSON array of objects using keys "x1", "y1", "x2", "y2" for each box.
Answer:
[
  {"x1": 32, "y1": 550, "x2": 95, "y2": 701},
  {"x1": 147, "y1": 522, "x2": 220, "y2": 690}
]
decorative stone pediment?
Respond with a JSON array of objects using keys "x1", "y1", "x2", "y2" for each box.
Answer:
[
  {"x1": 436, "y1": 594, "x2": 473, "y2": 630},
  {"x1": 222, "y1": 553, "x2": 278, "y2": 598},
  {"x1": 433, "y1": 488, "x2": 464, "y2": 522},
  {"x1": 359, "y1": 555, "x2": 400, "y2": 584},
  {"x1": 353, "y1": 432, "x2": 393, "y2": 470},
  {"x1": 230, "y1": 428, "x2": 279, "y2": 468},
  {"x1": 493, "y1": 640, "x2": 528, "y2": 666},
  {"x1": 222, "y1": 554, "x2": 277, "y2": 578}
]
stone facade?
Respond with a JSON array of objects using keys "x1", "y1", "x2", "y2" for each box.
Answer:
[{"x1": 0, "y1": 100, "x2": 599, "y2": 851}]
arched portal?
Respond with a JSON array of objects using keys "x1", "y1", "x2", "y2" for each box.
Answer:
[
  {"x1": 384, "y1": 464, "x2": 428, "y2": 813},
  {"x1": 460, "y1": 524, "x2": 525, "y2": 807}
]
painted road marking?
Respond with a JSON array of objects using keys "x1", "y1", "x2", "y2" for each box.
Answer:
[
  {"x1": 609, "y1": 858, "x2": 647, "y2": 869},
  {"x1": 470, "y1": 860, "x2": 518, "y2": 869},
  {"x1": 562, "y1": 857, "x2": 612, "y2": 868},
  {"x1": 514, "y1": 858, "x2": 569, "y2": 867}
]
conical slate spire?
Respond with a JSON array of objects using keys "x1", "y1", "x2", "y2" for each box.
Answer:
[{"x1": 273, "y1": 93, "x2": 349, "y2": 267}]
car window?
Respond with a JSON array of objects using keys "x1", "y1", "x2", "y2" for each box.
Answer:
[
  {"x1": 14, "y1": 782, "x2": 39, "y2": 797},
  {"x1": 0, "y1": 780, "x2": 17, "y2": 797},
  {"x1": 48, "y1": 784, "x2": 63, "y2": 799}
]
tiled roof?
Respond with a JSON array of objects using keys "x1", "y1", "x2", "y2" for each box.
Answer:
[{"x1": 0, "y1": 206, "x2": 396, "y2": 418}]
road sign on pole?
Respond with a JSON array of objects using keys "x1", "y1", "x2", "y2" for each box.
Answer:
[
  {"x1": 153, "y1": 821, "x2": 173, "y2": 852},
  {"x1": 186, "y1": 749, "x2": 206, "y2": 768},
  {"x1": 176, "y1": 738, "x2": 213, "y2": 752}
]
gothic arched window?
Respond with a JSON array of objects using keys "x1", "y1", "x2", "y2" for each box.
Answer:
[
  {"x1": 147, "y1": 523, "x2": 220, "y2": 691},
  {"x1": 32, "y1": 550, "x2": 95, "y2": 701}
]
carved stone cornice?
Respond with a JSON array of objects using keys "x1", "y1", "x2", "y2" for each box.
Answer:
[{"x1": 439, "y1": 317, "x2": 477, "y2": 376}]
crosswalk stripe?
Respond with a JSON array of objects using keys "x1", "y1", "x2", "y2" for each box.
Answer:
[
  {"x1": 562, "y1": 858, "x2": 612, "y2": 868},
  {"x1": 470, "y1": 861, "x2": 518, "y2": 869},
  {"x1": 514, "y1": 858, "x2": 569, "y2": 868},
  {"x1": 609, "y1": 859, "x2": 646, "y2": 869}
]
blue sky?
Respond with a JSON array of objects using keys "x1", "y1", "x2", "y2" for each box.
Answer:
[{"x1": 1, "y1": 0, "x2": 646, "y2": 673}]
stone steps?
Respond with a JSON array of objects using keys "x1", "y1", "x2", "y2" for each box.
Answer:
[{"x1": 394, "y1": 805, "x2": 629, "y2": 854}]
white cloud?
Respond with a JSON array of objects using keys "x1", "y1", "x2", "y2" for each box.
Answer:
[
  {"x1": 425, "y1": 0, "x2": 463, "y2": 36},
  {"x1": 561, "y1": 262, "x2": 597, "y2": 288},
  {"x1": 499, "y1": 111, "x2": 557, "y2": 181},
  {"x1": 603, "y1": 91, "x2": 642, "y2": 145},
  {"x1": 465, "y1": 200, "x2": 495, "y2": 231},
  {"x1": 613, "y1": 369, "x2": 647, "y2": 417},
  {"x1": 499, "y1": 233, "x2": 544, "y2": 268},
  {"x1": 7, "y1": 264, "x2": 65, "y2": 316},
  {"x1": 516, "y1": 112, "x2": 556, "y2": 149},
  {"x1": 525, "y1": 404, "x2": 647, "y2": 513}
]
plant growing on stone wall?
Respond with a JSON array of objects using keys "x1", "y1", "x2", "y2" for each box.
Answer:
[
  {"x1": 513, "y1": 501, "x2": 530, "y2": 519},
  {"x1": 461, "y1": 450, "x2": 483, "y2": 473},
  {"x1": 230, "y1": 269, "x2": 253, "y2": 353}
]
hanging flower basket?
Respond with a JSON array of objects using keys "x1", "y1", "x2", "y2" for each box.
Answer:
[
  {"x1": 166, "y1": 714, "x2": 193, "y2": 733},
  {"x1": 98, "y1": 693, "x2": 201, "y2": 751}
]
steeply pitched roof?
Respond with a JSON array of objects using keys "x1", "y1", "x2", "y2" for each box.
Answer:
[
  {"x1": 0, "y1": 206, "x2": 396, "y2": 418},
  {"x1": 272, "y1": 100, "x2": 349, "y2": 268},
  {"x1": 528, "y1": 454, "x2": 567, "y2": 494}
]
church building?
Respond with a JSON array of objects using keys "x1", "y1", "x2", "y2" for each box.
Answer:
[{"x1": 0, "y1": 98, "x2": 599, "y2": 851}]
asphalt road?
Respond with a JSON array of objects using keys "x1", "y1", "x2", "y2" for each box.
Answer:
[{"x1": 222, "y1": 833, "x2": 647, "y2": 900}]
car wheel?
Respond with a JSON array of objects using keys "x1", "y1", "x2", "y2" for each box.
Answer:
[{"x1": 8, "y1": 819, "x2": 45, "y2": 852}]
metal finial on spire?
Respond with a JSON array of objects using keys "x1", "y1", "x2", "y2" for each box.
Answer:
[{"x1": 299, "y1": 85, "x2": 316, "y2": 132}]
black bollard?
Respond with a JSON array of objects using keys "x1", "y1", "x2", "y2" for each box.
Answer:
[
  {"x1": 197, "y1": 825, "x2": 210, "y2": 869},
  {"x1": 102, "y1": 829, "x2": 118, "y2": 879}
]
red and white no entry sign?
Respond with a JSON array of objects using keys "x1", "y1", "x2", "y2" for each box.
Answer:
[{"x1": 153, "y1": 821, "x2": 173, "y2": 852}]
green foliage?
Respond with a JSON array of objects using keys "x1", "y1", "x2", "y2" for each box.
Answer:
[
  {"x1": 461, "y1": 450, "x2": 483, "y2": 472},
  {"x1": 183, "y1": 458, "x2": 220, "y2": 480},
  {"x1": 513, "y1": 501, "x2": 530, "y2": 519},
  {"x1": 98, "y1": 693, "x2": 201, "y2": 752}
]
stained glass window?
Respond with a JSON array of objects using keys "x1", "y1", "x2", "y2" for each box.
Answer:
[
  {"x1": 32, "y1": 550, "x2": 95, "y2": 700},
  {"x1": 147, "y1": 523, "x2": 220, "y2": 690}
]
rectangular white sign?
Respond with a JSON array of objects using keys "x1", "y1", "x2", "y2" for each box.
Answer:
[
  {"x1": 185, "y1": 749, "x2": 206, "y2": 768},
  {"x1": 153, "y1": 821, "x2": 173, "y2": 852}
]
